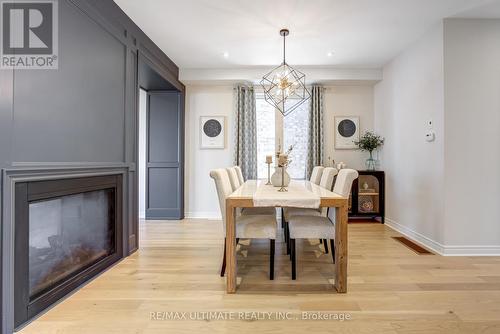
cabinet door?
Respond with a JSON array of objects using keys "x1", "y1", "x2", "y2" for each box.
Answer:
[{"x1": 357, "y1": 175, "x2": 380, "y2": 214}]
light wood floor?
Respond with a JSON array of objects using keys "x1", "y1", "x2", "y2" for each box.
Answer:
[{"x1": 18, "y1": 219, "x2": 500, "y2": 334}]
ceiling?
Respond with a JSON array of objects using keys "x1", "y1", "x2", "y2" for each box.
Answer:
[
  {"x1": 453, "y1": 0, "x2": 500, "y2": 18},
  {"x1": 115, "y1": 0, "x2": 500, "y2": 69}
]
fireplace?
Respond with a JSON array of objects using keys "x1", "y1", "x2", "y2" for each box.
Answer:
[{"x1": 14, "y1": 175, "x2": 123, "y2": 328}]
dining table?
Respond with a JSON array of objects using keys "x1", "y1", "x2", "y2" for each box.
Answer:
[{"x1": 225, "y1": 179, "x2": 349, "y2": 293}]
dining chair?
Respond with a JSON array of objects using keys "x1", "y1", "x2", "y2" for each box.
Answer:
[
  {"x1": 226, "y1": 167, "x2": 241, "y2": 192},
  {"x1": 280, "y1": 165, "x2": 324, "y2": 229},
  {"x1": 288, "y1": 168, "x2": 358, "y2": 280},
  {"x1": 310, "y1": 166, "x2": 325, "y2": 185},
  {"x1": 228, "y1": 166, "x2": 275, "y2": 216},
  {"x1": 234, "y1": 166, "x2": 245, "y2": 185},
  {"x1": 210, "y1": 169, "x2": 278, "y2": 280},
  {"x1": 284, "y1": 167, "x2": 337, "y2": 221},
  {"x1": 283, "y1": 167, "x2": 338, "y2": 253}
]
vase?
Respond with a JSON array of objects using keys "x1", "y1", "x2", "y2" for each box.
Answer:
[
  {"x1": 366, "y1": 151, "x2": 376, "y2": 171},
  {"x1": 271, "y1": 167, "x2": 290, "y2": 187}
]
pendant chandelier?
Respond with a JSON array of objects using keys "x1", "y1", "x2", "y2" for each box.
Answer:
[{"x1": 260, "y1": 29, "x2": 311, "y2": 117}]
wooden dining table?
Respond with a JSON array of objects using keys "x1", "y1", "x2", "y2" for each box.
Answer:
[{"x1": 225, "y1": 180, "x2": 349, "y2": 293}]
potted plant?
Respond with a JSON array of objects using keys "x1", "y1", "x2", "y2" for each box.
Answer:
[{"x1": 355, "y1": 131, "x2": 384, "y2": 171}]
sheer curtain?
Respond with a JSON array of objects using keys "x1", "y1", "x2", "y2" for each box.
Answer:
[
  {"x1": 306, "y1": 85, "x2": 324, "y2": 179},
  {"x1": 284, "y1": 101, "x2": 309, "y2": 179},
  {"x1": 255, "y1": 96, "x2": 276, "y2": 179},
  {"x1": 233, "y1": 85, "x2": 258, "y2": 180}
]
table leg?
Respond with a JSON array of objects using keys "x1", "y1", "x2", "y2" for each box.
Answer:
[
  {"x1": 334, "y1": 201, "x2": 348, "y2": 293},
  {"x1": 225, "y1": 199, "x2": 237, "y2": 293}
]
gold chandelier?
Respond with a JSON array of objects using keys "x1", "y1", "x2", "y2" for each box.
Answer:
[{"x1": 260, "y1": 29, "x2": 311, "y2": 116}]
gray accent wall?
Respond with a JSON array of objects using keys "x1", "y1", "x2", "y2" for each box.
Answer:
[
  {"x1": 13, "y1": 6, "x2": 127, "y2": 162},
  {"x1": 0, "y1": 1, "x2": 185, "y2": 332}
]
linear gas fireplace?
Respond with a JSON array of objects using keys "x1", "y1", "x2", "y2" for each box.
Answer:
[{"x1": 14, "y1": 175, "x2": 123, "y2": 328}]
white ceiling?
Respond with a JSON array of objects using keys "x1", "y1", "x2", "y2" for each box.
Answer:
[
  {"x1": 453, "y1": 0, "x2": 500, "y2": 18},
  {"x1": 115, "y1": 0, "x2": 500, "y2": 69}
]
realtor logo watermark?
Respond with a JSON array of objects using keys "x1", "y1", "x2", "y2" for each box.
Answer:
[{"x1": 0, "y1": 0, "x2": 58, "y2": 69}]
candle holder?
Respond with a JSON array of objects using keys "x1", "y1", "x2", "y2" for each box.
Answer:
[
  {"x1": 265, "y1": 162, "x2": 272, "y2": 185},
  {"x1": 278, "y1": 166, "x2": 288, "y2": 192}
]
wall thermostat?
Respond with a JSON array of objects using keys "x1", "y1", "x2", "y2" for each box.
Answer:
[{"x1": 425, "y1": 131, "x2": 436, "y2": 142}]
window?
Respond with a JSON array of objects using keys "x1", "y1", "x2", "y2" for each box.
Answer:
[
  {"x1": 256, "y1": 95, "x2": 310, "y2": 180},
  {"x1": 256, "y1": 97, "x2": 276, "y2": 179},
  {"x1": 284, "y1": 102, "x2": 309, "y2": 179}
]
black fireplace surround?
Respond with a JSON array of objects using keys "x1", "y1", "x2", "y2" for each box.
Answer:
[{"x1": 14, "y1": 175, "x2": 123, "y2": 328}]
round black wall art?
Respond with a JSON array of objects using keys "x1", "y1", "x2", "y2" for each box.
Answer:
[
  {"x1": 203, "y1": 119, "x2": 222, "y2": 138},
  {"x1": 338, "y1": 119, "x2": 357, "y2": 138}
]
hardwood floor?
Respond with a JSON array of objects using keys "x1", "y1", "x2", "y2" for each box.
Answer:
[{"x1": 18, "y1": 219, "x2": 500, "y2": 334}]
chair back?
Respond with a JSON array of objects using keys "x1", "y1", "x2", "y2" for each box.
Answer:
[
  {"x1": 333, "y1": 169, "x2": 359, "y2": 197},
  {"x1": 319, "y1": 167, "x2": 338, "y2": 191},
  {"x1": 234, "y1": 166, "x2": 245, "y2": 185},
  {"x1": 327, "y1": 169, "x2": 359, "y2": 222},
  {"x1": 210, "y1": 169, "x2": 233, "y2": 229},
  {"x1": 310, "y1": 166, "x2": 324, "y2": 185},
  {"x1": 226, "y1": 167, "x2": 241, "y2": 191},
  {"x1": 319, "y1": 167, "x2": 338, "y2": 216}
]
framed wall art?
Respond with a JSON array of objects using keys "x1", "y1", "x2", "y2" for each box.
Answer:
[
  {"x1": 334, "y1": 116, "x2": 360, "y2": 149},
  {"x1": 200, "y1": 116, "x2": 225, "y2": 149}
]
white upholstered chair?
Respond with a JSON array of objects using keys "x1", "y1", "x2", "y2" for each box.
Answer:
[
  {"x1": 226, "y1": 167, "x2": 241, "y2": 192},
  {"x1": 309, "y1": 166, "x2": 324, "y2": 185},
  {"x1": 288, "y1": 168, "x2": 358, "y2": 280},
  {"x1": 228, "y1": 166, "x2": 275, "y2": 216},
  {"x1": 280, "y1": 166, "x2": 324, "y2": 229},
  {"x1": 210, "y1": 169, "x2": 277, "y2": 280},
  {"x1": 283, "y1": 167, "x2": 338, "y2": 221},
  {"x1": 283, "y1": 167, "x2": 338, "y2": 253},
  {"x1": 234, "y1": 166, "x2": 245, "y2": 185}
]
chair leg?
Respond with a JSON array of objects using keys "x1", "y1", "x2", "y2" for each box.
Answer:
[
  {"x1": 220, "y1": 238, "x2": 226, "y2": 277},
  {"x1": 236, "y1": 238, "x2": 239, "y2": 244},
  {"x1": 323, "y1": 239, "x2": 329, "y2": 254},
  {"x1": 291, "y1": 239, "x2": 296, "y2": 280},
  {"x1": 287, "y1": 223, "x2": 290, "y2": 254},
  {"x1": 283, "y1": 222, "x2": 288, "y2": 244},
  {"x1": 287, "y1": 223, "x2": 292, "y2": 257},
  {"x1": 282, "y1": 208, "x2": 290, "y2": 252},
  {"x1": 330, "y1": 239, "x2": 335, "y2": 264},
  {"x1": 270, "y1": 239, "x2": 275, "y2": 280},
  {"x1": 281, "y1": 208, "x2": 285, "y2": 228}
]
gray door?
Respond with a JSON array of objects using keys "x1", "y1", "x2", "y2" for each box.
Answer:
[{"x1": 146, "y1": 91, "x2": 183, "y2": 219}]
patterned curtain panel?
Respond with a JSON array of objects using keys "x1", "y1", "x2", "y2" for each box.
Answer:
[
  {"x1": 306, "y1": 85, "x2": 324, "y2": 179},
  {"x1": 233, "y1": 85, "x2": 257, "y2": 180}
]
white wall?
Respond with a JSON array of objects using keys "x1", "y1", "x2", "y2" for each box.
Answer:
[
  {"x1": 375, "y1": 19, "x2": 500, "y2": 255},
  {"x1": 138, "y1": 89, "x2": 147, "y2": 219},
  {"x1": 443, "y1": 19, "x2": 500, "y2": 250},
  {"x1": 323, "y1": 85, "x2": 374, "y2": 170},
  {"x1": 184, "y1": 85, "x2": 234, "y2": 219},
  {"x1": 184, "y1": 84, "x2": 374, "y2": 219},
  {"x1": 374, "y1": 24, "x2": 446, "y2": 246}
]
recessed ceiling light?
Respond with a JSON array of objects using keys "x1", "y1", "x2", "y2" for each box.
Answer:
[
  {"x1": 223, "y1": 52, "x2": 229, "y2": 59},
  {"x1": 327, "y1": 51, "x2": 334, "y2": 57}
]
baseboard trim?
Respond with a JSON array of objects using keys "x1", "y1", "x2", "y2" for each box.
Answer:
[
  {"x1": 185, "y1": 211, "x2": 221, "y2": 220},
  {"x1": 385, "y1": 218, "x2": 445, "y2": 255},
  {"x1": 385, "y1": 218, "x2": 500, "y2": 256},
  {"x1": 441, "y1": 245, "x2": 500, "y2": 256}
]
